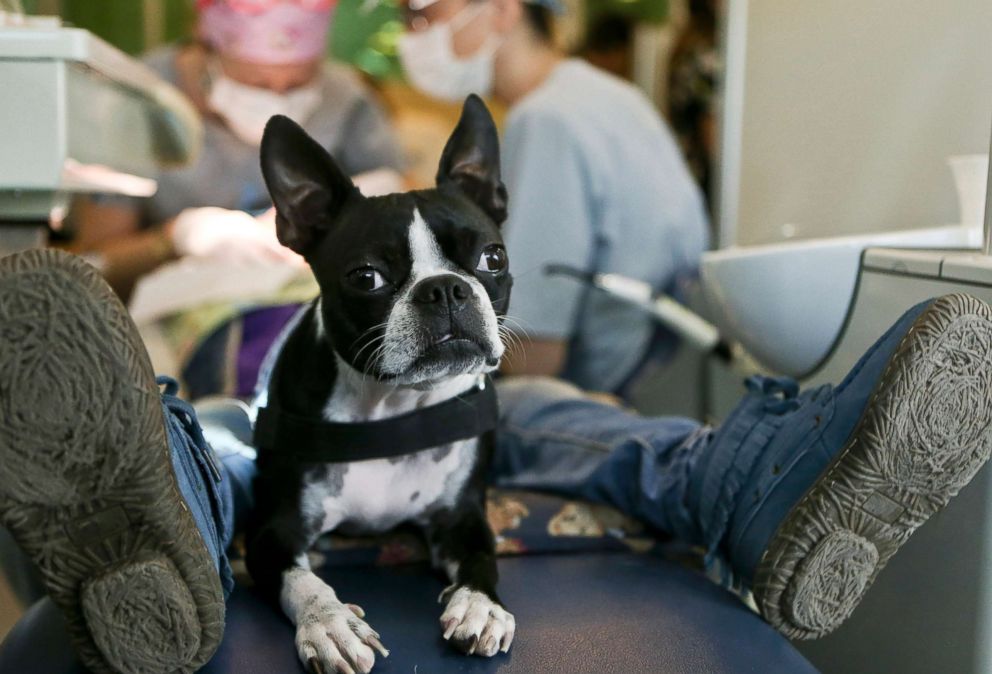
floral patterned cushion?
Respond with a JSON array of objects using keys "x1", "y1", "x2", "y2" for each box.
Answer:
[{"x1": 270, "y1": 490, "x2": 669, "y2": 570}]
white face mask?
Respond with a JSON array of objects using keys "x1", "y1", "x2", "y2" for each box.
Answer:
[
  {"x1": 207, "y1": 66, "x2": 323, "y2": 146},
  {"x1": 397, "y1": 3, "x2": 500, "y2": 102}
]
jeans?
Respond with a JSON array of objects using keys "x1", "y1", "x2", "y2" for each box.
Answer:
[
  {"x1": 492, "y1": 377, "x2": 709, "y2": 546},
  {"x1": 195, "y1": 399, "x2": 258, "y2": 564}
]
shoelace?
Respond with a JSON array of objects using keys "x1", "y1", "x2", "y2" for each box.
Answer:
[
  {"x1": 701, "y1": 375, "x2": 831, "y2": 577},
  {"x1": 158, "y1": 376, "x2": 223, "y2": 483},
  {"x1": 746, "y1": 375, "x2": 831, "y2": 415}
]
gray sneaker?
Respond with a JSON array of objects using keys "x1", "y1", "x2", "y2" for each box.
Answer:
[{"x1": 0, "y1": 249, "x2": 226, "y2": 674}]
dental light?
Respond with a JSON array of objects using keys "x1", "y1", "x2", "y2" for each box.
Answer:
[{"x1": 0, "y1": 13, "x2": 201, "y2": 256}]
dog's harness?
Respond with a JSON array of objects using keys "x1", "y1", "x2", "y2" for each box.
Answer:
[{"x1": 252, "y1": 376, "x2": 499, "y2": 463}]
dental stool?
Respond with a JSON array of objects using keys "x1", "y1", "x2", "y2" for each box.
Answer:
[{"x1": 0, "y1": 494, "x2": 815, "y2": 673}]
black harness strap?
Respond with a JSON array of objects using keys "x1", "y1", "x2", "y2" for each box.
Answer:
[{"x1": 253, "y1": 377, "x2": 499, "y2": 463}]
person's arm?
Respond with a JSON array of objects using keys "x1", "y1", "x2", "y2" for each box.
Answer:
[
  {"x1": 65, "y1": 197, "x2": 178, "y2": 301},
  {"x1": 68, "y1": 199, "x2": 302, "y2": 303},
  {"x1": 497, "y1": 110, "x2": 595, "y2": 379}
]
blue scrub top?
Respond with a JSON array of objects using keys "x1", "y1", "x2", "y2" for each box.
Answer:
[{"x1": 502, "y1": 59, "x2": 709, "y2": 392}]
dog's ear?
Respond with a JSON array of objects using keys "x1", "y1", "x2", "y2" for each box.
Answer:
[
  {"x1": 436, "y1": 94, "x2": 507, "y2": 225},
  {"x1": 261, "y1": 115, "x2": 359, "y2": 255}
]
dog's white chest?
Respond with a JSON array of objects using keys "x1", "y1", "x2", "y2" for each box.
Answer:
[
  {"x1": 303, "y1": 439, "x2": 476, "y2": 535},
  {"x1": 300, "y1": 365, "x2": 485, "y2": 534}
]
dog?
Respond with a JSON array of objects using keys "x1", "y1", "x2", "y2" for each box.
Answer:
[{"x1": 246, "y1": 95, "x2": 515, "y2": 674}]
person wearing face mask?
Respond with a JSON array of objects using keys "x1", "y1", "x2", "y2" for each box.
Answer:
[
  {"x1": 70, "y1": 0, "x2": 406, "y2": 301},
  {"x1": 398, "y1": 0, "x2": 709, "y2": 397}
]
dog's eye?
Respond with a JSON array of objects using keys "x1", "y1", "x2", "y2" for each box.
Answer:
[
  {"x1": 476, "y1": 246, "x2": 507, "y2": 273},
  {"x1": 348, "y1": 267, "x2": 387, "y2": 291}
]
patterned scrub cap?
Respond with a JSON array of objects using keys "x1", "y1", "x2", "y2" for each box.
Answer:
[
  {"x1": 406, "y1": 0, "x2": 564, "y2": 14},
  {"x1": 197, "y1": 0, "x2": 336, "y2": 64}
]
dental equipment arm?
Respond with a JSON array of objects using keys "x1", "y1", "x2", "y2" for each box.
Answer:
[{"x1": 545, "y1": 264, "x2": 735, "y2": 363}]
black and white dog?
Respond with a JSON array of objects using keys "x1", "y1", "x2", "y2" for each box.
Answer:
[{"x1": 246, "y1": 96, "x2": 515, "y2": 674}]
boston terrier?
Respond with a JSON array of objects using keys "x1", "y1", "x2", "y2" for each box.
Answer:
[{"x1": 246, "y1": 95, "x2": 515, "y2": 674}]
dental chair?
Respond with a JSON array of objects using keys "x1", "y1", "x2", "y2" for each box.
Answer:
[
  {"x1": 1, "y1": 397, "x2": 814, "y2": 672},
  {"x1": 1, "y1": 406, "x2": 813, "y2": 672},
  {"x1": 0, "y1": 549, "x2": 816, "y2": 673}
]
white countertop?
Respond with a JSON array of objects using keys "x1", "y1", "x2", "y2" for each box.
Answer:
[{"x1": 863, "y1": 248, "x2": 992, "y2": 285}]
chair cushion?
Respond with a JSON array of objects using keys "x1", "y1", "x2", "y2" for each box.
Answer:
[
  {"x1": 307, "y1": 490, "x2": 662, "y2": 568},
  {"x1": 0, "y1": 552, "x2": 815, "y2": 673}
]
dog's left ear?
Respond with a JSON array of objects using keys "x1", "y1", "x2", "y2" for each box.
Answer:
[
  {"x1": 436, "y1": 94, "x2": 508, "y2": 225},
  {"x1": 261, "y1": 115, "x2": 359, "y2": 255}
]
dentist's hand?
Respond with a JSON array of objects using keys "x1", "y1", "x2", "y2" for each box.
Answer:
[{"x1": 169, "y1": 207, "x2": 303, "y2": 265}]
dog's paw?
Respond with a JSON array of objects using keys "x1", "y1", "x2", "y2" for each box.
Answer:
[
  {"x1": 439, "y1": 585, "x2": 515, "y2": 657},
  {"x1": 295, "y1": 602, "x2": 389, "y2": 674}
]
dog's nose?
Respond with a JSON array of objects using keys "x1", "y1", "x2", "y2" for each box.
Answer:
[{"x1": 412, "y1": 274, "x2": 471, "y2": 311}]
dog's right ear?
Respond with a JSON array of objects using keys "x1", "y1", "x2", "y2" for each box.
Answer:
[{"x1": 260, "y1": 115, "x2": 359, "y2": 255}]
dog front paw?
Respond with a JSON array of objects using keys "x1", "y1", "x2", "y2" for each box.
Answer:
[
  {"x1": 439, "y1": 586, "x2": 515, "y2": 656},
  {"x1": 295, "y1": 602, "x2": 389, "y2": 674}
]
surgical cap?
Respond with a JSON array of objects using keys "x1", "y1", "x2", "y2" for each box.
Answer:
[{"x1": 197, "y1": 0, "x2": 336, "y2": 64}]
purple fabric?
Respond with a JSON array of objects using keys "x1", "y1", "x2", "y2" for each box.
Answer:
[{"x1": 236, "y1": 304, "x2": 302, "y2": 398}]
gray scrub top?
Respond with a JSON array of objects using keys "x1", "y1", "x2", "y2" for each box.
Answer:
[
  {"x1": 139, "y1": 46, "x2": 405, "y2": 225},
  {"x1": 502, "y1": 59, "x2": 709, "y2": 393}
]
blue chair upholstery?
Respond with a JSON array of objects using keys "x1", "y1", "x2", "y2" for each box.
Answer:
[{"x1": 0, "y1": 552, "x2": 815, "y2": 673}]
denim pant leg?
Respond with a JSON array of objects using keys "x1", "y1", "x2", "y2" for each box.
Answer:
[
  {"x1": 0, "y1": 528, "x2": 43, "y2": 607},
  {"x1": 494, "y1": 377, "x2": 708, "y2": 545},
  {"x1": 195, "y1": 399, "x2": 259, "y2": 547}
]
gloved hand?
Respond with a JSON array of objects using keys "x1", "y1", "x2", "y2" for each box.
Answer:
[{"x1": 169, "y1": 207, "x2": 303, "y2": 265}]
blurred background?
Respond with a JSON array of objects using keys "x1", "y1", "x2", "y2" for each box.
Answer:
[{"x1": 15, "y1": 0, "x2": 687, "y2": 189}]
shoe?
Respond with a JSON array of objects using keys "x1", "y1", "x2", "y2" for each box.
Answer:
[
  {"x1": 696, "y1": 293, "x2": 992, "y2": 639},
  {"x1": 0, "y1": 250, "x2": 226, "y2": 673}
]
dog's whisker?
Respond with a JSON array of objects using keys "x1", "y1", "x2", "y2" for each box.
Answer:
[
  {"x1": 501, "y1": 334, "x2": 524, "y2": 360},
  {"x1": 353, "y1": 334, "x2": 388, "y2": 364},
  {"x1": 498, "y1": 315, "x2": 533, "y2": 343},
  {"x1": 349, "y1": 322, "x2": 389, "y2": 350},
  {"x1": 365, "y1": 344, "x2": 387, "y2": 376},
  {"x1": 496, "y1": 326, "x2": 521, "y2": 356},
  {"x1": 501, "y1": 338, "x2": 523, "y2": 362},
  {"x1": 505, "y1": 321, "x2": 531, "y2": 339},
  {"x1": 366, "y1": 340, "x2": 394, "y2": 381},
  {"x1": 497, "y1": 323, "x2": 526, "y2": 357}
]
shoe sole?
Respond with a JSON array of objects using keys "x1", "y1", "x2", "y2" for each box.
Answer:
[
  {"x1": 0, "y1": 249, "x2": 225, "y2": 673},
  {"x1": 753, "y1": 293, "x2": 992, "y2": 639}
]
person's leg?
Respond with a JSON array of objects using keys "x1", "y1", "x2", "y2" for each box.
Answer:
[
  {"x1": 498, "y1": 294, "x2": 992, "y2": 641},
  {"x1": 0, "y1": 527, "x2": 44, "y2": 606},
  {"x1": 0, "y1": 250, "x2": 231, "y2": 674},
  {"x1": 0, "y1": 402, "x2": 256, "y2": 611},
  {"x1": 195, "y1": 398, "x2": 259, "y2": 536},
  {"x1": 494, "y1": 376, "x2": 710, "y2": 544},
  {"x1": 680, "y1": 294, "x2": 992, "y2": 639}
]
